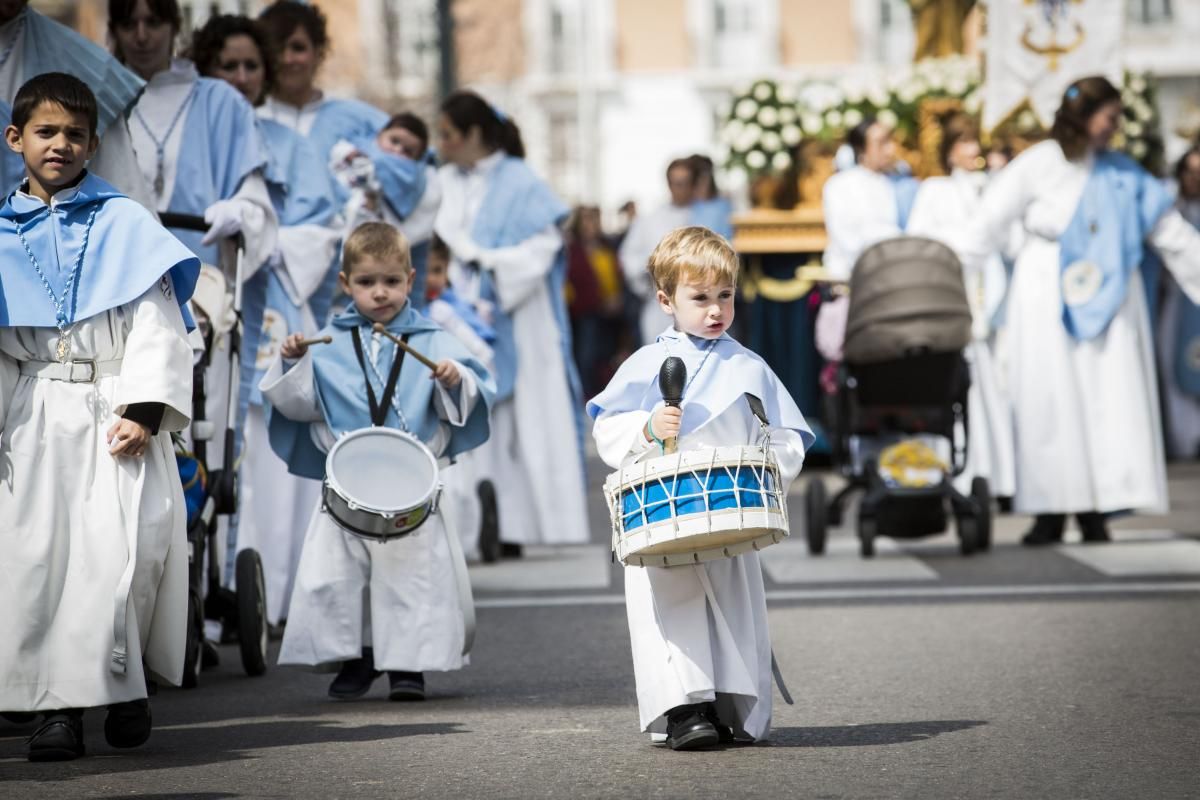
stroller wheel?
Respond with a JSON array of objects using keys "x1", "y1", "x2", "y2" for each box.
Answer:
[
  {"x1": 236, "y1": 549, "x2": 269, "y2": 677},
  {"x1": 477, "y1": 480, "x2": 501, "y2": 564},
  {"x1": 858, "y1": 517, "x2": 876, "y2": 558},
  {"x1": 957, "y1": 514, "x2": 981, "y2": 555},
  {"x1": 805, "y1": 479, "x2": 828, "y2": 556},
  {"x1": 181, "y1": 589, "x2": 203, "y2": 689},
  {"x1": 971, "y1": 477, "x2": 992, "y2": 552}
]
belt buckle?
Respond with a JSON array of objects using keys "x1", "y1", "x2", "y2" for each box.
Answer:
[{"x1": 68, "y1": 359, "x2": 97, "y2": 383}]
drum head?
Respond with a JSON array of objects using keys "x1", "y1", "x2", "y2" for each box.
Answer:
[{"x1": 327, "y1": 428, "x2": 437, "y2": 513}]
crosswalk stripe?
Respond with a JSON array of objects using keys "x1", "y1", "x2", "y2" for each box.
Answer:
[{"x1": 1056, "y1": 539, "x2": 1200, "y2": 577}]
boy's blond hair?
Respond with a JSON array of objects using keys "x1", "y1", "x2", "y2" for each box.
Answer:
[
  {"x1": 647, "y1": 225, "x2": 739, "y2": 298},
  {"x1": 342, "y1": 222, "x2": 412, "y2": 275}
]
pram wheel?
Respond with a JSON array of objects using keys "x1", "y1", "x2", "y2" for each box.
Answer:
[
  {"x1": 181, "y1": 588, "x2": 203, "y2": 689},
  {"x1": 957, "y1": 515, "x2": 981, "y2": 555},
  {"x1": 805, "y1": 479, "x2": 828, "y2": 555},
  {"x1": 236, "y1": 549, "x2": 269, "y2": 677},
  {"x1": 970, "y1": 477, "x2": 992, "y2": 551},
  {"x1": 477, "y1": 480, "x2": 501, "y2": 564},
  {"x1": 858, "y1": 517, "x2": 876, "y2": 558}
]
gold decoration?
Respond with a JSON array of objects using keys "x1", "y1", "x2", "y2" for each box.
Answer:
[{"x1": 911, "y1": 0, "x2": 977, "y2": 61}]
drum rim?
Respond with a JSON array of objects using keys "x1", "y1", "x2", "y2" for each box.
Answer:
[{"x1": 324, "y1": 426, "x2": 439, "y2": 514}]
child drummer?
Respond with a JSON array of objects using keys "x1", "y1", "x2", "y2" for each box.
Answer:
[
  {"x1": 261, "y1": 221, "x2": 494, "y2": 701},
  {"x1": 588, "y1": 226, "x2": 812, "y2": 750}
]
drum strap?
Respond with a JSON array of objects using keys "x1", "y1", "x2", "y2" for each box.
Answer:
[{"x1": 351, "y1": 327, "x2": 409, "y2": 426}]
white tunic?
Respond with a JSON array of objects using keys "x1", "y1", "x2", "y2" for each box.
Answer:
[
  {"x1": 821, "y1": 165, "x2": 902, "y2": 281},
  {"x1": 617, "y1": 203, "x2": 690, "y2": 344},
  {"x1": 907, "y1": 170, "x2": 1017, "y2": 497},
  {"x1": 593, "y1": 404, "x2": 806, "y2": 741},
  {"x1": 957, "y1": 140, "x2": 1200, "y2": 514},
  {"x1": 434, "y1": 151, "x2": 590, "y2": 546},
  {"x1": 260, "y1": 352, "x2": 481, "y2": 671},
  {"x1": 1156, "y1": 199, "x2": 1200, "y2": 459},
  {"x1": 0, "y1": 281, "x2": 193, "y2": 710}
]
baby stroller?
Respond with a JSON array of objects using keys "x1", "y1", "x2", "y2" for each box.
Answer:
[
  {"x1": 806, "y1": 236, "x2": 991, "y2": 558},
  {"x1": 164, "y1": 213, "x2": 269, "y2": 686}
]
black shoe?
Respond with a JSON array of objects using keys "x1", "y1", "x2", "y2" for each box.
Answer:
[
  {"x1": 664, "y1": 704, "x2": 720, "y2": 751},
  {"x1": 477, "y1": 481, "x2": 501, "y2": 564},
  {"x1": 701, "y1": 705, "x2": 736, "y2": 744},
  {"x1": 28, "y1": 712, "x2": 84, "y2": 762},
  {"x1": 499, "y1": 542, "x2": 523, "y2": 559},
  {"x1": 328, "y1": 648, "x2": 382, "y2": 700},
  {"x1": 1077, "y1": 512, "x2": 1111, "y2": 543},
  {"x1": 387, "y1": 671, "x2": 426, "y2": 702},
  {"x1": 104, "y1": 699, "x2": 152, "y2": 749},
  {"x1": 1022, "y1": 514, "x2": 1065, "y2": 546},
  {"x1": 997, "y1": 496, "x2": 1015, "y2": 514}
]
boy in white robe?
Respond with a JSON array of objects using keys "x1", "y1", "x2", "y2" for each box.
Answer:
[
  {"x1": 261, "y1": 222, "x2": 494, "y2": 701},
  {"x1": 588, "y1": 227, "x2": 812, "y2": 750},
  {"x1": 0, "y1": 73, "x2": 200, "y2": 761}
]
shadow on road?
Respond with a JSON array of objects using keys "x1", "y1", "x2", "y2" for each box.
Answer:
[
  {"x1": 0, "y1": 719, "x2": 465, "y2": 782},
  {"x1": 767, "y1": 719, "x2": 987, "y2": 747}
]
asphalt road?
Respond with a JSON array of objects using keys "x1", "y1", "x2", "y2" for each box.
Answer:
[{"x1": 3, "y1": 463, "x2": 1199, "y2": 799}]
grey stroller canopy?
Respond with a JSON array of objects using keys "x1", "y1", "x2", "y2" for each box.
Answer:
[{"x1": 843, "y1": 235, "x2": 973, "y2": 364}]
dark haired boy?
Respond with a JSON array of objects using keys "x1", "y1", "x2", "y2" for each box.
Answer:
[{"x1": 0, "y1": 72, "x2": 200, "y2": 761}]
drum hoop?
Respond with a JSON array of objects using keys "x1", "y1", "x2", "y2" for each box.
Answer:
[{"x1": 325, "y1": 427, "x2": 439, "y2": 513}]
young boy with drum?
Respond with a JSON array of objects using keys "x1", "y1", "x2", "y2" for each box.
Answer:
[
  {"x1": 261, "y1": 221, "x2": 494, "y2": 701},
  {"x1": 588, "y1": 226, "x2": 813, "y2": 750}
]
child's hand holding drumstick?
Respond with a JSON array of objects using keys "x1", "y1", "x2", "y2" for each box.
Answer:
[{"x1": 280, "y1": 333, "x2": 332, "y2": 360}]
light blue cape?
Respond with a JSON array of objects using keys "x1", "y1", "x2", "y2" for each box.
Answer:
[
  {"x1": 267, "y1": 303, "x2": 496, "y2": 480},
  {"x1": 1059, "y1": 151, "x2": 1173, "y2": 341},
  {"x1": 689, "y1": 197, "x2": 733, "y2": 240},
  {"x1": 587, "y1": 327, "x2": 814, "y2": 449},
  {"x1": 0, "y1": 172, "x2": 200, "y2": 329}
]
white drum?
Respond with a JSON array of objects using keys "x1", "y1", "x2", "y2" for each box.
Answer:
[
  {"x1": 323, "y1": 427, "x2": 440, "y2": 542},
  {"x1": 604, "y1": 445, "x2": 788, "y2": 567}
]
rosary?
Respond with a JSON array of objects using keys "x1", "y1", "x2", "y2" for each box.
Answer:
[
  {"x1": 134, "y1": 83, "x2": 198, "y2": 199},
  {"x1": 17, "y1": 205, "x2": 100, "y2": 362}
]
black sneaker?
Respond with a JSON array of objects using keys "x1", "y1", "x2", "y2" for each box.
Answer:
[
  {"x1": 28, "y1": 711, "x2": 85, "y2": 762},
  {"x1": 328, "y1": 648, "x2": 382, "y2": 700},
  {"x1": 104, "y1": 699, "x2": 152, "y2": 748},
  {"x1": 387, "y1": 671, "x2": 426, "y2": 701},
  {"x1": 664, "y1": 704, "x2": 719, "y2": 751}
]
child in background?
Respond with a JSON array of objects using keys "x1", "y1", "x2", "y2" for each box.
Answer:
[
  {"x1": 588, "y1": 226, "x2": 812, "y2": 750},
  {"x1": 262, "y1": 222, "x2": 493, "y2": 700}
]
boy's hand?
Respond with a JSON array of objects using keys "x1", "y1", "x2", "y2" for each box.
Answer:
[
  {"x1": 432, "y1": 359, "x2": 461, "y2": 389},
  {"x1": 281, "y1": 333, "x2": 309, "y2": 360},
  {"x1": 647, "y1": 406, "x2": 682, "y2": 443},
  {"x1": 107, "y1": 418, "x2": 151, "y2": 458}
]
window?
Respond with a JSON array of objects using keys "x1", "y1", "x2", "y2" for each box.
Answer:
[
  {"x1": 710, "y1": 0, "x2": 771, "y2": 69},
  {"x1": 382, "y1": 0, "x2": 439, "y2": 94},
  {"x1": 1127, "y1": 0, "x2": 1172, "y2": 25}
]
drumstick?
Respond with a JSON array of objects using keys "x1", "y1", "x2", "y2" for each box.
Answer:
[
  {"x1": 296, "y1": 335, "x2": 333, "y2": 347},
  {"x1": 372, "y1": 323, "x2": 438, "y2": 371}
]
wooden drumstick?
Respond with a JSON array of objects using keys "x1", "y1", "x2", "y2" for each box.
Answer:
[
  {"x1": 296, "y1": 335, "x2": 333, "y2": 347},
  {"x1": 372, "y1": 322, "x2": 438, "y2": 371}
]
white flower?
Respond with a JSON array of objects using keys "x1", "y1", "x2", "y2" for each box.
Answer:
[
  {"x1": 746, "y1": 150, "x2": 768, "y2": 170},
  {"x1": 878, "y1": 108, "x2": 898, "y2": 129},
  {"x1": 757, "y1": 106, "x2": 779, "y2": 127},
  {"x1": 825, "y1": 109, "x2": 843, "y2": 129},
  {"x1": 1130, "y1": 75, "x2": 1147, "y2": 94},
  {"x1": 1017, "y1": 110, "x2": 1037, "y2": 131},
  {"x1": 844, "y1": 85, "x2": 864, "y2": 104},
  {"x1": 781, "y1": 124, "x2": 802, "y2": 145},
  {"x1": 762, "y1": 131, "x2": 782, "y2": 152},
  {"x1": 778, "y1": 106, "x2": 797, "y2": 125},
  {"x1": 724, "y1": 118, "x2": 744, "y2": 138},
  {"x1": 925, "y1": 67, "x2": 945, "y2": 91},
  {"x1": 963, "y1": 92, "x2": 982, "y2": 114},
  {"x1": 777, "y1": 84, "x2": 797, "y2": 103},
  {"x1": 867, "y1": 86, "x2": 891, "y2": 108},
  {"x1": 772, "y1": 150, "x2": 793, "y2": 170},
  {"x1": 1124, "y1": 120, "x2": 1144, "y2": 138},
  {"x1": 736, "y1": 127, "x2": 761, "y2": 153},
  {"x1": 736, "y1": 98, "x2": 758, "y2": 120},
  {"x1": 801, "y1": 113, "x2": 823, "y2": 135},
  {"x1": 1130, "y1": 140, "x2": 1148, "y2": 159},
  {"x1": 843, "y1": 107, "x2": 863, "y2": 128},
  {"x1": 1134, "y1": 99, "x2": 1154, "y2": 122},
  {"x1": 947, "y1": 76, "x2": 968, "y2": 96},
  {"x1": 753, "y1": 82, "x2": 773, "y2": 102}
]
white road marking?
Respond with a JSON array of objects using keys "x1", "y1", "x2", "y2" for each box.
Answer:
[
  {"x1": 760, "y1": 538, "x2": 940, "y2": 583},
  {"x1": 1056, "y1": 539, "x2": 1200, "y2": 577},
  {"x1": 468, "y1": 545, "x2": 611, "y2": 592}
]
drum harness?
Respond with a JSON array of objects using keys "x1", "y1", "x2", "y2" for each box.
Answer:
[{"x1": 348, "y1": 326, "x2": 478, "y2": 656}]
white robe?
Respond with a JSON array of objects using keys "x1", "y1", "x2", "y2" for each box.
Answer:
[
  {"x1": 593, "y1": 404, "x2": 806, "y2": 741},
  {"x1": 907, "y1": 170, "x2": 1017, "y2": 497},
  {"x1": 0, "y1": 282, "x2": 193, "y2": 710},
  {"x1": 435, "y1": 152, "x2": 590, "y2": 546},
  {"x1": 617, "y1": 203, "x2": 691, "y2": 345},
  {"x1": 0, "y1": 11, "x2": 156, "y2": 211},
  {"x1": 956, "y1": 140, "x2": 1200, "y2": 514},
  {"x1": 260, "y1": 352, "x2": 481, "y2": 671},
  {"x1": 821, "y1": 165, "x2": 902, "y2": 281},
  {"x1": 1156, "y1": 199, "x2": 1200, "y2": 459}
]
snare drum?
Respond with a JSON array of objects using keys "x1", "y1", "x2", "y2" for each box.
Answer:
[
  {"x1": 604, "y1": 445, "x2": 788, "y2": 567},
  {"x1": 323, "y1": 427, "x2": 440, "y2": 542}
]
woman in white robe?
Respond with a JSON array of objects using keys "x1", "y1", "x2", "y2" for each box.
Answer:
[
  {"x1": 433, "y1": 90, "x2": 589, "y2": 551},
  {"x1": 955, "y1": 77, "x2": 1200, "y2": 544},
  {"x1": 906, "y1": 117, "x2": 1016, "y2": 500}
]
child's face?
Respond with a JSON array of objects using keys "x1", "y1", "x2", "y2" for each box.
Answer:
[
  {"x1": 425, "y1": 252, "x2": 448, "y2": 300},
  {"x1": 5, "y1": 102, "x2": 98, "y2": 198},
  {"x1": 377, "y1": 126, "x2": 425, "y2": 160},
  {"x1": 338, "y1": 255, "x2": 412, "y2": 324},
  {"x1": 658, "y1": 275, "x2": 735, "y2": 340}
]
